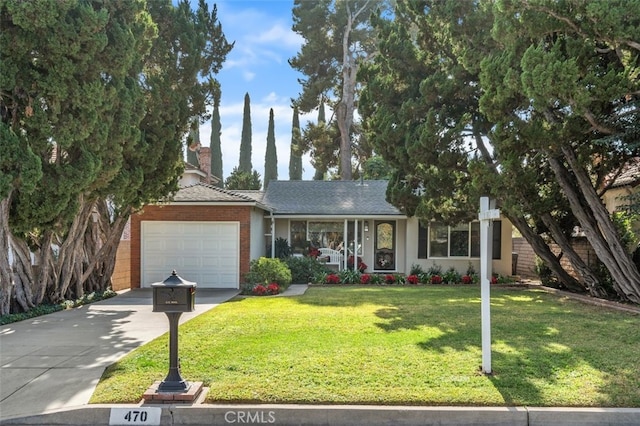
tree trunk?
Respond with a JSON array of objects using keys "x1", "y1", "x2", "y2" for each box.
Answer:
[
  {"x1": 507, "y1": 214, "x2": 586, "y2": 292},
  {"x1": 539, "y1": 212, "x2": 608, "y2": 298},
  {"x1": 0, "y1": 196, "x2": 13, "y2": 316},
  {"x1": 337, "y1": 6, "x2": 359, "y2": 181},
  {"x1": 549, "y1": 151, "x2": 640, "y2": 303}
]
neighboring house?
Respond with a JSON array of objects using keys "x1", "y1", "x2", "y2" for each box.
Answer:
[{"x1": 128, "y1": 178, "x2": 513, "y2": 289}]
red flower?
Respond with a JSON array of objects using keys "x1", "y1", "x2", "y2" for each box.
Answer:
[
  {"x1": 407, "y1": 274, "x2": 419, "y2": 285},
  {"x1": 430, "y1": 275, "x2": 443, "y2": 284},
  {"x1": 490, "y1": 276, "x2": 498, "y2": 284},
  {"x1": 326, "y1": 273, "x2": 340, "y2": 284},
  {"x1": 267, "y1": 282, "x2": 280, "y2": 295},
  {"x1": 252, "y1": 284, "x2": 267, "y2": 295},
  {"x1": 360, "y1": 274, "x2": 371, "y2": 284},
  {"x1": 308, "y1": 247, "x2": 320, "y2": 258},
  {"x1": 385, "y1": 274, "x2": 396, "y2": 284},
  {"x1": 462, "y1": 275, "x2": 473, "y2": 284}
]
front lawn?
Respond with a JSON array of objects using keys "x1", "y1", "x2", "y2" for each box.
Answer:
[{"x1": 91, "y1": 286, "x2": 640, "y2": 406}]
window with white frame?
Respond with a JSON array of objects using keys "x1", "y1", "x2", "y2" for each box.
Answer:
[{"x1": 418, "y1": 221, "x2": 501, "y2": 259}]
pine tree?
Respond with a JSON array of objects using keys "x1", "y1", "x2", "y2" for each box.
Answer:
[
  {"x1": 288, "y1": 106, "x2": 303, "y2": 180},
  {"x1": 239, "y1": 92, "x2": 252, "y2": 173},
  {"x1": 264, "y1": 108, "x2": 278, "y2": 189},
  {"x1": 210, "y1": 94, "x2": 223, "y2": 187},
  {"x1": 186, "y1": 119, "x2": 200, "y2": 167}
]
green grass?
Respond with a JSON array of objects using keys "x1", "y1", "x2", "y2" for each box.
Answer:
[{"x1": 91, "y1": 286, "x2": 640, "y2": 407}]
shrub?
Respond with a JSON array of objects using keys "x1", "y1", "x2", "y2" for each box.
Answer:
[
  {"x1": 360, "y1": 274, "x2": 371, "y2": 284},
  {"x1": 431, "y1": 275, "x2": 443, "y2": 284},
  {"x1": 427, "y1": 264, "x2": 443, "y2": 276},
  {"x1": 409, "y1": 264, "x2": 425, "y2": 276},
  {"x1": 347, "y1": 255, "x2": 367, "y2": 272},
  {"x1": 267, "y1": 283, "x2": 280, "y2": 295},
  {"x1": 325, "y1": 273, "x2": 340, "y2": 284},
  {"x1": 406, "y1": 274, "x2": 419, "y2": 285},
  {"x1": 340, "y1": 268, "x2": 361, "y2": 284},
  {"x1": 245, "y1": 257, "x2": 292, "y2": 289},
  {"x1": 369, "y1": 274, "x2": 383, "y2": 285},
  {"x1": 285, "y1": 256, "x2": 329, "y2": 284},
  {"x1": 384, "y1": 274, "x2": 396, "y2": 285},
  {"x1": 252, "y1": 284, "x2": 267, "y2": 295},
  {"x1": 461, "y1": 275, "x2": 473, "y2": 284},
  {"x1": 443, "y1": 267, "x2": 461, "y2": 284}
]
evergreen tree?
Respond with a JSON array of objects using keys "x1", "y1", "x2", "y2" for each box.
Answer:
[
  {"x1": 307, "y1": 100, "x2": 337, "y2": 180},
  {"x1": 210, "y1": 92, "x2": 223, "y2": 186},
  {"x1": 225, "y1": 167, "x2": 261, "y2": 190},
  {"x1": 239, "y1": 92, "x2": 252, "y2": 173},
  {"x1": 263, "y1": 108, "x2": 278, "y2": 189},
  {"x1": 288, "y1": 106, "x2": 303, "y2": 180},
  {"x1": 186, "y1": 119, "x2": 200, "y2": 167},
  {"x1": 0, "y1": 0, "x2": 233, "y2": 313}
]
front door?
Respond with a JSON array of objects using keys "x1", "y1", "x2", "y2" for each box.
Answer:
[{"x1": 374, "y1": 221, "x2": 395, "y2": 271}]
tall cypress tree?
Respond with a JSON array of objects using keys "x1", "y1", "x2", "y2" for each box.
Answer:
[
  {"x1": 210, "y1": 94, "x2": 223, "y2": 186},
  {"x1": 264, "y1": 108, "x2": 278, "y2": 189},
  {"x1": 239, "y1": 92, "x2": 252, "y2": 173},
  {"x1": 186, "y1": 119, "x2": 200, "y2": 167},
  {"x1": 313, "y1": 101, "x2": 327, "y2": 180},
  {"x1": 289, "y1": 106, "x2": 303, "y2": 180}
]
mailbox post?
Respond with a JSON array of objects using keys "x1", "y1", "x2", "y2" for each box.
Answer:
[{"x1": 151, "y1": 270, "x2": 196, "y2": 392}]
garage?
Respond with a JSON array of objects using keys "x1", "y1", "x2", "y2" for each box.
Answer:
[{"x1": 141, "y1": 221, "x2": 239, "y2": 288}]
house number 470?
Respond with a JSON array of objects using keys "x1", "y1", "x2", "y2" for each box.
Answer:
[{"x1": 109, "y1": 408, "x2": 161, "y2": 425}]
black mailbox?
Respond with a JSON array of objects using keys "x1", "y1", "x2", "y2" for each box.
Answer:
[{"x1": 152, "y1": 270, "x2": 196, "y2": 313}]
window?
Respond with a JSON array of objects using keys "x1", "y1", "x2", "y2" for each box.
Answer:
[
  {"x1": 419, "y1": 221, "x2": 501, "y2": 259},
  {"x1": 289, "y1": 220, "x2": 364, "y2": 255}
]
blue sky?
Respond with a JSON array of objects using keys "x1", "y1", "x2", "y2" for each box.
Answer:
[{"x1": 198, "y1": 0, "x2": 317, "y2": 182}]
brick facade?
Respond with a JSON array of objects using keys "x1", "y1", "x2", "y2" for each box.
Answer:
[{"x1": 130, "y1": 204, "x2": 253, "y2": 288}]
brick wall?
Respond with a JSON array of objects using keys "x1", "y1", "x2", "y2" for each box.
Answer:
[{"x1": 130, "y1": 205, "x2": 252, "y2": 288}]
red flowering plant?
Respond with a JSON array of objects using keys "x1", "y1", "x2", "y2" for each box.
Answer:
[
  {"x1": 252, "y1": 284, "x2": 267, "y2": 295},
  {"x1": 491, "y1": 276, "x2": 498, "y2": 284},
  {"x1": 406, "y1": 274, "x2": 419, "y2": 285},
  {"x1": 267, "y1": 282, "x2": 280, "y2": 295},
  {"x1": 360, "y1": 274, "x2": 371, "y2": 285},
  {"x1": 430, "y1": 275, "x2": 443, "y2": 284},
  {"x1": 307, "y1": 247, "x2": 320, "y2": 258},
  {"x1": 384, "y1": 274, "x2": 396, "y2": 285},
  {"x1": 347, "y1": 255, "x2": 367, "y2": 272},
  {"x1": 325, "y1": 273, "x2": 340, "y2": 284},
  {"x1": 461, "y1": 275, "x2": 473, "y2": 284}
]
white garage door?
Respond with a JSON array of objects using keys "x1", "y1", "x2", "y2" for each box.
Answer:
[{"x1": 141, "y1": 221, "x2": 239, "y2": 288}]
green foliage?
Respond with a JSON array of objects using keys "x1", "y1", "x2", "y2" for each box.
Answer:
[
  {"x1": 263, "y1": 108, "x2": 278, "y2": 189},
  {"x1": 224, "y1": 167, "x2": 261, "y2": 190},
  {"x1": 442, "y1": 268, "x2": 462, "y2": 285},
  {"x1": 272, "y1": 237, "x2": 291, "y2": 259},
  {"x1": 285, "y1": 256, "x2": 329, "y2": 284},
  {"x1": 409, "y1": 264, "x2": 425, "y2": 276},
  {"x1": 534, "y1": 256, "x2": 556, "y2": 288},
  {"x1": 363, "y1": 156, "x2": 392, "y2": 180},
  {"x1": 245, "y1": 257, "x2": 292, "y2": 289},
  {"x1": 339, "y1": 268, "x2": 361, "y2": 285},
  {"x1": 210, "y1": 97, "x2": 223, "y2": 187},
  {"x1": 239, "y1": 92, "x2": 252, "y2": 173},
  {"x1": 288, "y1": 106, "x2": 303, "y2": 180}
]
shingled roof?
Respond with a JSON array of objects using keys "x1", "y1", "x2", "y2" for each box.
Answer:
[
  {"x1": 262, "y1": 180, "x2": 402, "y2": 216},
  {"x1": 171, "y1": 183, "x2": 264, "y2": 204},
  {"x1": 606, "y1": 158, "x2": 640, "y2": 188}
]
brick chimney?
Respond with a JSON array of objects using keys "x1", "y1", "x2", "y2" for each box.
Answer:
[{"x1": 198, "y1": 147, "x2": 211, "y2": 184}]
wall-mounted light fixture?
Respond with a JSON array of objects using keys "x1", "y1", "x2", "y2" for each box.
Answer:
[{"x1": 364, "y1": 221, "x2": 369, "y2": 232}]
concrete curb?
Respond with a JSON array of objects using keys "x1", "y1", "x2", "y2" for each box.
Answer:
[{"x1": 2, "y1": 404, "x2": 639, "y2": 426}]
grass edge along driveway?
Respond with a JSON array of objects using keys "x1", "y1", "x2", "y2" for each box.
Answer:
[{"x1": 91, "y1": 286, "x2": 640, "y2": 407}]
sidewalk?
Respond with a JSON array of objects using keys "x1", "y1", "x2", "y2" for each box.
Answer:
[{"x1": 0, "y1": 288, "x2": 239, "y2": 421}]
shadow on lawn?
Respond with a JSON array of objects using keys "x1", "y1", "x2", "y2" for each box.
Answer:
[{"x1": 298, "y1": 286, "x2": 640, "y2": 406}]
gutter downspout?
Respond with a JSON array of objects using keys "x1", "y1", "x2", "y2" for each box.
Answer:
[{"x1": 270, "y1": 212, "x2": 275, "y2": 259}]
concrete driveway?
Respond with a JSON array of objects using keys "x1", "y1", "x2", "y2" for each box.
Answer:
[{"x1": 0, "y1": 288, "x2": 238, "y2": 420}]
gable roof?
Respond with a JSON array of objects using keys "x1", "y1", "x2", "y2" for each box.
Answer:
[
  {"x1": 606, "y1": 158, "x2": 640, "y2": 188},
  {"x1": 262, "y1": 180, "x2": 402, "y2": 216},
  {"x1": 171, "y1": 183, "x2": 269, "y2": 209}
]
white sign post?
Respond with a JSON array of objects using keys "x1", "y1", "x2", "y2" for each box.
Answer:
[{"x1": 478, "y1": 197, "x2": 500, "y2": 375}]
